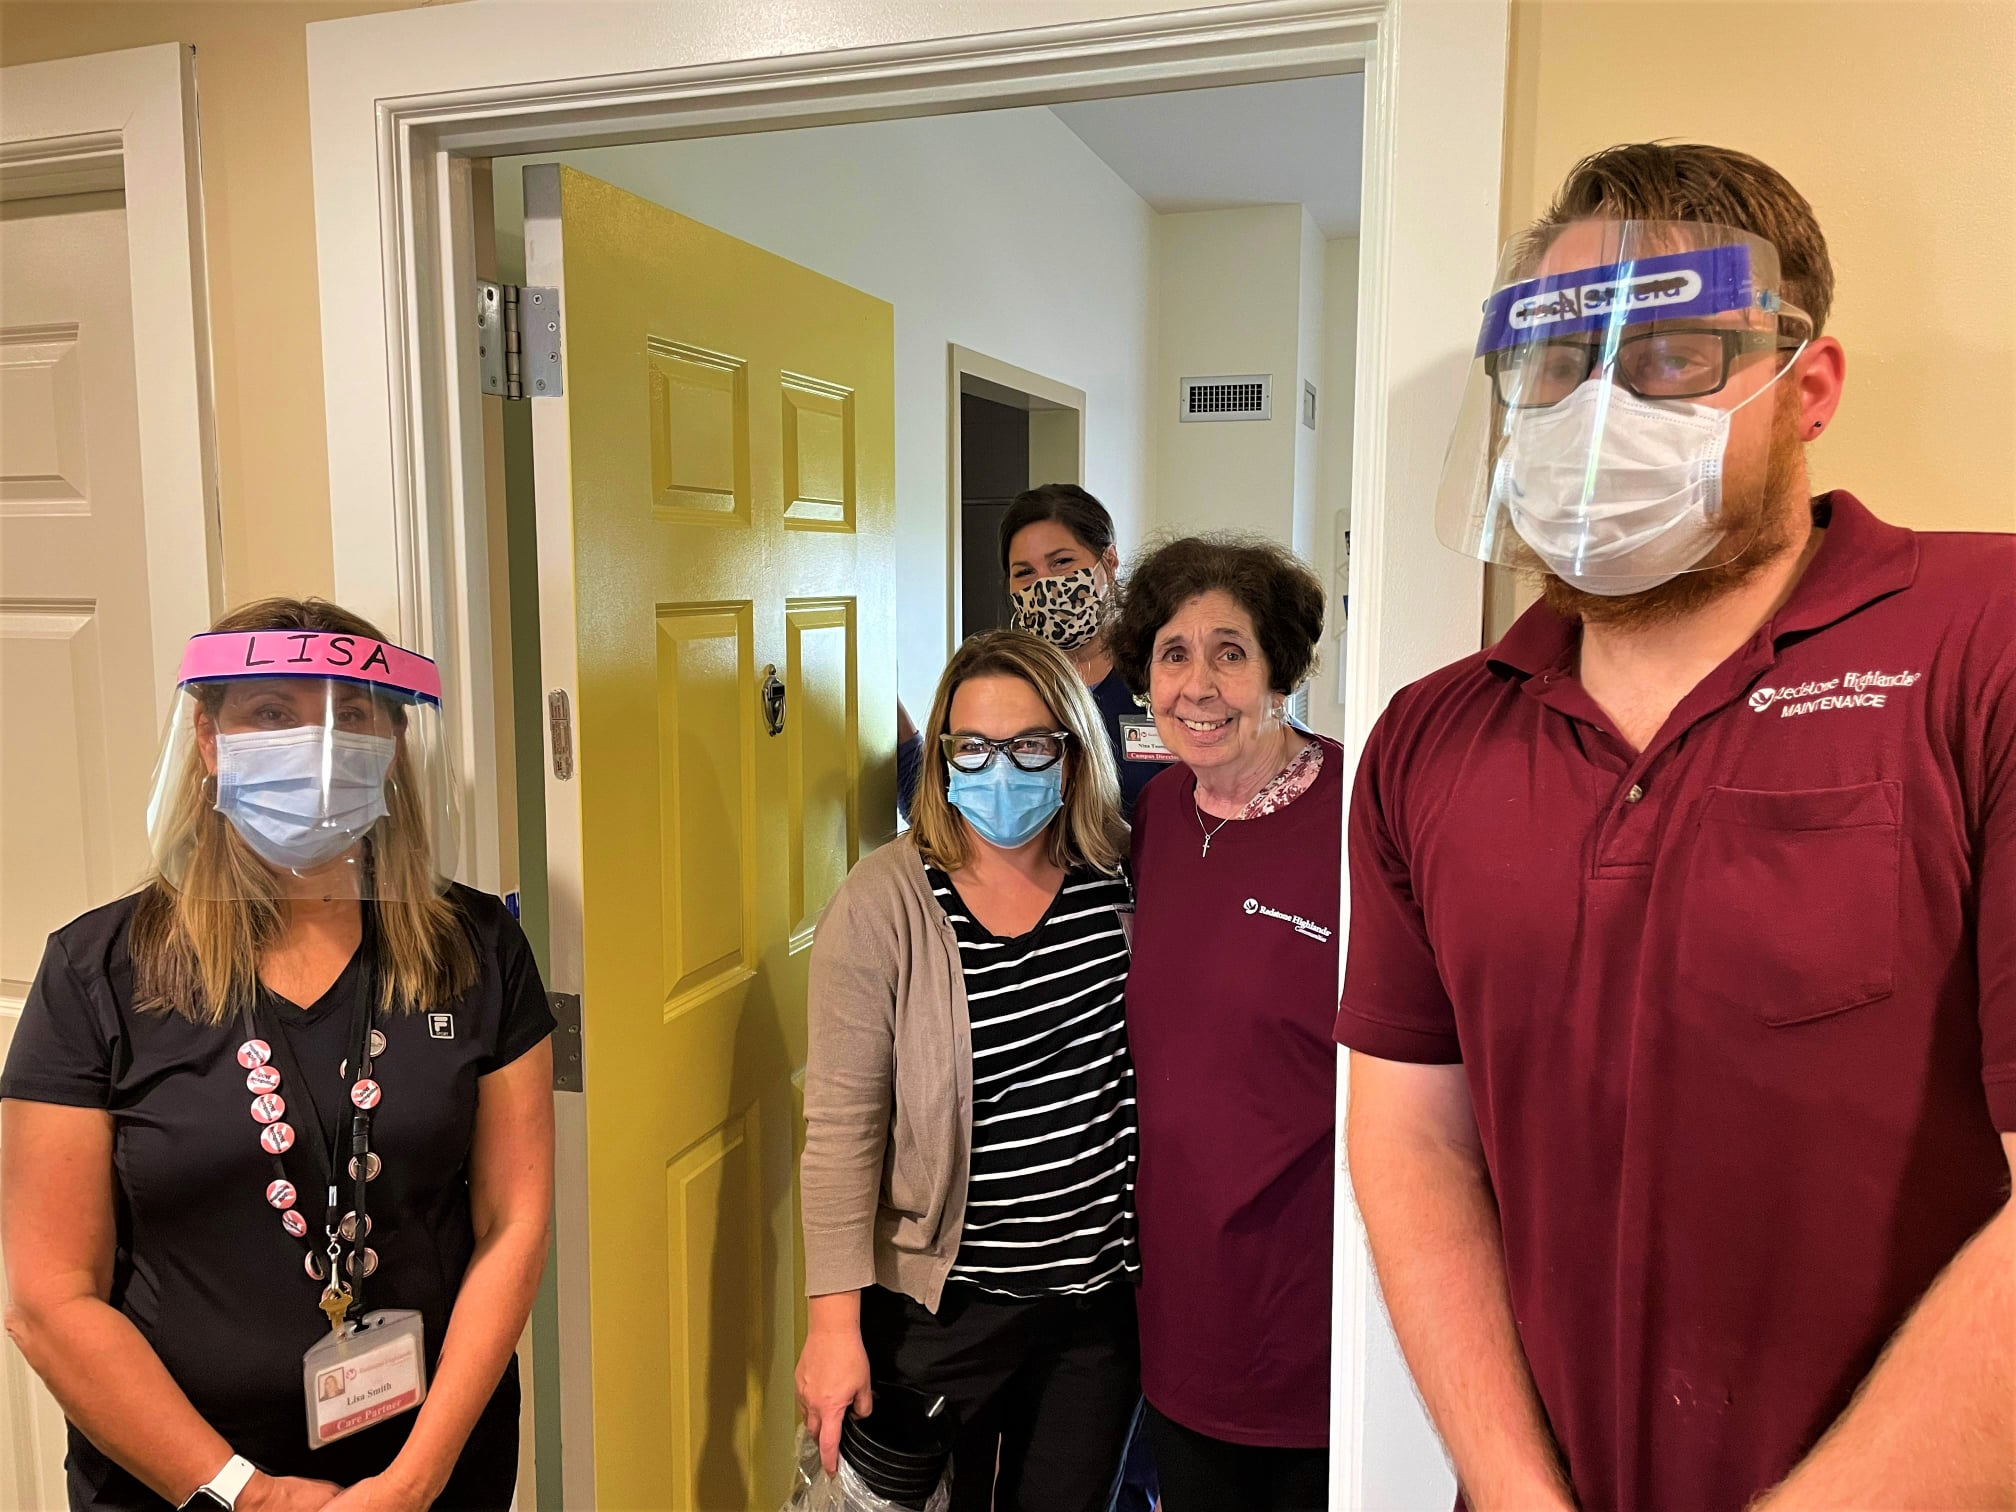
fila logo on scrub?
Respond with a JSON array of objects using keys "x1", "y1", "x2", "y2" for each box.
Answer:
[
  {"x1": 1748, "y1": 669, "x2": 1922, "y2": 718},
  {"x1": 1243, "y1": 898, "x2": 1334, "y2": 943}
]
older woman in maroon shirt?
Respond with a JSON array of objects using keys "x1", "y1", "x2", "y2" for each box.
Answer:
[{"x1": 1107, "y1": 536, "x2": 1340, "y2": 1512}]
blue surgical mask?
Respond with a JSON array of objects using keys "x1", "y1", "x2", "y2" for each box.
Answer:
[
  {"x1": 213, "y1": 726, "x2": 395, "y2": 871},
  {"x1": 946, "y1": 760, "x2": 1064, "y2": 850}
]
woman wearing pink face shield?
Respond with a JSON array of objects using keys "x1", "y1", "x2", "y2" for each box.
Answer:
[{"x1": 2, "y1": 597, "x2": 552, "y2": 1512}]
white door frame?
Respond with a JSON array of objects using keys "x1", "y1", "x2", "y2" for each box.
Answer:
[
  {"x1": 0, "y1": 42, "x2": 221, "y2": 711},
  {"x1": 305, "y1": 1, "x2": 1503, "y2": 1502}
]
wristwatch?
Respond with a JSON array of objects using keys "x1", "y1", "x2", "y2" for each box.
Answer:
[{"x1": 179, "y1": 1454, "x2": 256, "y2": 1511}]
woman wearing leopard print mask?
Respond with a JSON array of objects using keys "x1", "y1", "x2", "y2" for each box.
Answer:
[
  {"x1": 901, "y1": 486, "x2": 1166, "y2": 823},
  {"x1": 1000, "y1": 485, "x2": 1162, "y2": 818}
]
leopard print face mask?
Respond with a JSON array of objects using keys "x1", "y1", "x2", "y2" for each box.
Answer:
[{"x1": 1009, "y1": 565, "x2": 1111, "y2": 652}]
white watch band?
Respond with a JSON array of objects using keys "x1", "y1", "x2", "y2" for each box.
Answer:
[{"x1": 203, "y1": 1455, "x2": 256, "y2": 1508}]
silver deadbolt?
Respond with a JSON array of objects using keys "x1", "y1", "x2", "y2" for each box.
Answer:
[{"x1": 760, "y1": 665, "x2": 786, "y2": 736}]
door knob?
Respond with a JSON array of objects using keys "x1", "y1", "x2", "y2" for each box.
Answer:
[{"x1": 760, "y1": 665, "x2": 786, "y2": 736}]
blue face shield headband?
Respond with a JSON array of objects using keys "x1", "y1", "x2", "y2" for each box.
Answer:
[{"x1": 1435, "y1": 224, "x2": 1812, "y2": 594}]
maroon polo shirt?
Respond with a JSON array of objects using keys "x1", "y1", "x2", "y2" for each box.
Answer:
[
  {"x1": 1337, "y1": 493, "x2": 2016, "y2": 1512},
  {"x1": 1129, "y1": 738, "x2": 1342, "y2": 1448}
]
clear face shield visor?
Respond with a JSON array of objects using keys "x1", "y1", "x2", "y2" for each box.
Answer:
[
  {"x1": 1434, "y1": 220, "x2": 1812, "y2": 596},
  {"x1": 146, "y1": 631, "x2": 459, "y2": 900}
]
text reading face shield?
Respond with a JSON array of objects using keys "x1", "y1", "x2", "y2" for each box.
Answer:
[
  {"x1": 146, "y1": 631, "x2": 459, "y2": 900},
  {"x1": 1434, "y1": 220, "x2": 1811, "y2": 596}
]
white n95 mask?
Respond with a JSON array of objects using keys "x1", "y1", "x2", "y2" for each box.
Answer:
[
  {"x1": 1492, "y1": 380, "x2": 1732, "y2": 597},
  {"x1": 213, "y1": 727, "x2": 395, "y2": 871}
]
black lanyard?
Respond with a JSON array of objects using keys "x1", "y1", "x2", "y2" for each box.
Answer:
[{"x1": 241, "y1": 908, "x2": 382, "y2": 1317}]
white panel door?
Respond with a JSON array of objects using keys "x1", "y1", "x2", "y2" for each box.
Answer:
[{"x1": 0, "y1": 189, "x2": 159, "y2": 1510}]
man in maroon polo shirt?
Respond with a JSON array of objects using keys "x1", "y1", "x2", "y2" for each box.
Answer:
[{"x1": 1338, "y1": 142, "x2": 2014, "y2": 1512}]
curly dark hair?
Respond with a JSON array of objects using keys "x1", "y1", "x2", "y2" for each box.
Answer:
[{"x1": 1109, "y1": 534, "x2": 1325, "y2": 697}]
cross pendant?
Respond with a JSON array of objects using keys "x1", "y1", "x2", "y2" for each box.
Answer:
[
  {"x1": 1200, "y1": 835, "x2": 1213, "y2": 858},
  {"x1": 319, "y1": 1284, "x2": 353, "y2": 1334}
]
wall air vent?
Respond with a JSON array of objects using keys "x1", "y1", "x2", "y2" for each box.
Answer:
[{"x1": 1180, "y1": 374, "x2": 1271, "y2": 422}]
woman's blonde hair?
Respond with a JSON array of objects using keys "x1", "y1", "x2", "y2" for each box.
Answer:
[
  {"x1": 130, "y1": 598, "x2": 476, "y2": 1025},
  {"x1": 909, "y1": 630, "x2": 1128, "y2": 874}
]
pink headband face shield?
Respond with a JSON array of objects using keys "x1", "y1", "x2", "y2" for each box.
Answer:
[{"x1": 145, "y1": 631, "x2": 459, "y2": 900}]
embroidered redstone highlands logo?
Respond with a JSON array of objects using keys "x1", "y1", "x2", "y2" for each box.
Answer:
[{"x1": 1747, "y1": 668, "x2": 1922, "y2": 717}]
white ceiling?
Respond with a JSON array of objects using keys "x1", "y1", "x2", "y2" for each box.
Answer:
[{"x1": 1050, "y1": 73, "x2": 1365, "y2": 238}]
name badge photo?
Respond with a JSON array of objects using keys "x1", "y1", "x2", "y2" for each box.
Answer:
[
  {"x1": 1118, "y1": 716, "x2": 1178, "y2": 763},
  {"x1": 303, "y1": 1309, "x2": 429, "y2": 1450}
]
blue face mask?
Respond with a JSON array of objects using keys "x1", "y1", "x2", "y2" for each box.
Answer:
[
  {"x1": 946, "y1": 760, "x2": 1065, "y2": 851},
  {"x1": 213, "y1": 726, "x2": 395, "y2": 871}
]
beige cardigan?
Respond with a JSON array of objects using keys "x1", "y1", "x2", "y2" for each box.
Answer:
[{"x1": 801, "y1": 835, "x2": 972, "y2": 1312}]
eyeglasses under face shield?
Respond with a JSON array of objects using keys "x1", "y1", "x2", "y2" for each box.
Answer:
[{"x1": 1434, "y1": 220, "x2": 1813, "y2": 591}]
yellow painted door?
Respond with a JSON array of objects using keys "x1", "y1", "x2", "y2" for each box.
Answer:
[{"x1": 524, "y1": 164, "x2": 895, "y2": 1511}]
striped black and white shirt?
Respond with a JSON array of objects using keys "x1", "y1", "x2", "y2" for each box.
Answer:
[{"x1": 928, "y1": 863, "x2": 1141, "y2": 1299}]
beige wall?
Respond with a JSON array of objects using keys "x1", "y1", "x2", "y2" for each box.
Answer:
[
  {"x1": 1504, "y1": 0, "x2": 2016, "y2": 538},
  {"x1": 0, "y1": 0, "x2": 442, "y2": 610},
  {"x1": 1152, "y1": 204, "x2": 1307, "y2": 541}
]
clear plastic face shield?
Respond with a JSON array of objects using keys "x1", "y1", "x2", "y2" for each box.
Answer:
[
  {"x1": 146, "y1": 631, "x2": 458, "y2": 899},
  {"x1": 1435, "y1": 220, "x2": 1812, "y2": 596}
]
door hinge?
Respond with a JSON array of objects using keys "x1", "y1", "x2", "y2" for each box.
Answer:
[
  {"x1": 547, "y1": 689, "x2": 574, "y2": 780},
  {"x1": 549, "y1": 992, "x2": 583, "y2": 1092},
  {"x1": 477, "y1": 281, "x2": 564, "y2": 400}
]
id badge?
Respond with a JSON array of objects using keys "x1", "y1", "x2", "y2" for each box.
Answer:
[
  {"x1": 303, "y1": 1309, "x2": 428, "y2": 1449},
  {"x1": 1118, "y1": 716, "x2": 1177, "y2": 763}
]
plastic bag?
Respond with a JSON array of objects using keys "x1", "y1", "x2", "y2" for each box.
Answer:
[{"x1": 781, "y1": 1428, "x2": 951, "y2": 1512}]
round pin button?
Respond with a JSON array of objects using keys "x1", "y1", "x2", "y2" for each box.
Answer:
[
  {"x1": 348, "y1": 1153, "x2": 382, "y2": 1183},
  {"x1": 346, "y1": 1248, "x2": 379, "y2": 1279},
  {"x1": 339, "y1": 1211, "x2": 374, "y2": 1242},
  {"x1": 250, "y1": 1093, "x2": 286, "y2": 1125},
  {"x1": 305, "y1": 1251, "x2": 328, "y2": 1281},
  {"x1": 282, "y1": 1210, "x2": 309, "y2": 1238},
  {"x1": 265, "y1": 1179, "x2": 297, "y2": 1210},
  {"x1": 246, "y1": 1065, "x2": 281, "y2": 1095},
  {"x1": 350, "y1": 1079, "x2": 382, "y2": 1111},
  {"x1": 237, "y1": 1039, "x2": 272, "y2": 1070},
  {"x1": 369, "y1": 1029, "x2": 387, "y2": 1058},
  {"x1": 259, "y1": 1121, "x2": 296, "y2": 1155}
]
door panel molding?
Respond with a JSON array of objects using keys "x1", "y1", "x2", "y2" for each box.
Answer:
[
  {"x1": 2, "y1": 44, "x2": 218, "y2": 709},
  {"x1": 654, "y1": 600, "x2": 758, "y2": 1012},
  {"x1": 783, "y1": 598, "x2": 859, "y2": 948}
]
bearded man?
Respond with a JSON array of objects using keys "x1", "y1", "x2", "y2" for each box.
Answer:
[{"x1": 1336, "y1": 142, "x2": 2014, "y2": 1512}]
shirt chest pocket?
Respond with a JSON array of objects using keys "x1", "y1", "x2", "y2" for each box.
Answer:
[{"x1": 1675, "y1": 781, "x2": 1902, "y2": 1026}]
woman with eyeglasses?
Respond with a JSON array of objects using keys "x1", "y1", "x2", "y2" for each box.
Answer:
[{"x1": 796, "y1": 631, "x2": 1140, "y2": 1512}]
